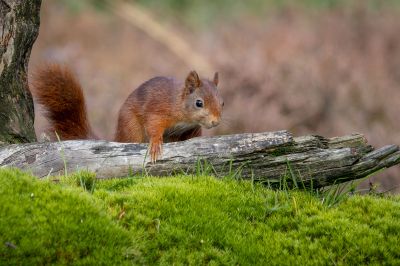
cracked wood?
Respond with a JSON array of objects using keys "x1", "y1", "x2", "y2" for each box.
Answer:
[{"x1": 1, "y1": 130, "x2": 399, "y2": 188}]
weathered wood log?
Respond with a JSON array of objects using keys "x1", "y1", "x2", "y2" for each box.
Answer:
[
  {"x1": 0, "y1": 131, "x2": 399, "y2": 188},
  {"x1": 0, "y1": 0, "x2": 41, "y2": 144}
]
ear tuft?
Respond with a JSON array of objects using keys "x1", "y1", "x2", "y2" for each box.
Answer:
[
  {"x1": 185, "y1": 71, "x2": 201, "y2": 89},
  {"x1": 213, "y1": 72, "x2": 219, "y2": 86}
]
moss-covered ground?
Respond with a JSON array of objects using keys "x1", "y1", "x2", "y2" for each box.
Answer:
[{"x1": 1, "y1": 168, "x2": 399, "y2": 265}]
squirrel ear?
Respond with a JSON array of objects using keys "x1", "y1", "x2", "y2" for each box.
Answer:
[
  {"x1": 185, "y1": 71, "x2": 202, "y2": 90},
  {"x1": 213, "y1": 72, "x2": 219, "y2": 86}
]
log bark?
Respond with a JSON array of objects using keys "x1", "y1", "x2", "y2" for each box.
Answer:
[
  {"x1": 0, "y1": 0, "x2": 41, "y2": 144},
  {"x1": 1, "y1": 130, "x2": 399, "y2": 188}
]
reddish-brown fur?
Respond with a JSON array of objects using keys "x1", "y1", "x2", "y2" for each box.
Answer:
[
  {"x1": 31, "y1": 65, "x2": 96, "y2": 140},
  {"x1": 33, "y1": 65, "x2": 223, "y2": 162}
]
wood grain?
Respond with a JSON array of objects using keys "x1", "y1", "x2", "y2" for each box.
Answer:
[{"x1": 1, "y1": 130, "x2": 399, "y2": 188}]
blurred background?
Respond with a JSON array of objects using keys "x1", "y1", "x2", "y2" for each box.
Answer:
[{"x1": 30, "y1": 0, "x2": 400, "y2": 192}]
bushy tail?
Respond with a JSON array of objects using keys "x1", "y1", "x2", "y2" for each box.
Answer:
[{"x1": 32, "y1": 65, "x2": 95, "y2": 140}]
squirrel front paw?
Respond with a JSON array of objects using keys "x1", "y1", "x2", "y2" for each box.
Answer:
[{"x1": 149, "y1": 139, "x2": 163, "y2": 163}]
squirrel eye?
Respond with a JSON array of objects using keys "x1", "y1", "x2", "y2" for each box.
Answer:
[
  {"x1": 222, "y1": 101, "x2": 224, "y2": 107},
  {"x1": 195, "y1": 99, "x2": 204, "y2": 108}
]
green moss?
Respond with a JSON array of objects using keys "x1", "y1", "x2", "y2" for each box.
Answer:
[
  {"x1": 1, "y1": 168, "x2": 399, "y2": 265},
  {"x1": 0, "y1": 169, "x2": 134, "y2": 265},
  {"x1": 70, "y1": 170, "x2": 97, "y2": 192}
]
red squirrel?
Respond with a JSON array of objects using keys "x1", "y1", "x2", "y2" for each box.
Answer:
[{"x1": 32, "y1": 65, "x2": 223, "y2": 162}]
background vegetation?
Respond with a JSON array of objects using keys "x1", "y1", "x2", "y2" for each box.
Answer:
[
  {"x1": 30, "y1": 0, "x2": 400, "y2": 192},
  {"x1": 1, "y1": 168, "x2": 400, "y2": 264}
]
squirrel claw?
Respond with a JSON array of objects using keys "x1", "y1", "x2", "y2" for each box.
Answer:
[{"x1": 149, "y1": 141, "x2": 162, "y2": 163}]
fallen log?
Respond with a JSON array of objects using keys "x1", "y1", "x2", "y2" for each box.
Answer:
[{"x1": 0, "y1": 130, "x2": 399, "y2": 188}]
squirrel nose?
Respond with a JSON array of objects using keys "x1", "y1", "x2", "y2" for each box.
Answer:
[{"x1": 211, "y1": 120, "x2": 219, "y2": 127}]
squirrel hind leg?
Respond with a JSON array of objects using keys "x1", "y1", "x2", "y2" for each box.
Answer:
[{"x1": 115, "y1": 111, "x2": 145, "y2": 143}]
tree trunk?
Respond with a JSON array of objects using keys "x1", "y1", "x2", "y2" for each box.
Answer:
[
  {"x1": 1, "y1": 131, "x2": 399, "y2": 188},
  {"x1": 0, "y1": 0, "x2": 41, "y2": 144}
]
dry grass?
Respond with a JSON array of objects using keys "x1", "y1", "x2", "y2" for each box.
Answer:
[{"x1": 30, "y1": 2, "x2": 400, "y2": 191}]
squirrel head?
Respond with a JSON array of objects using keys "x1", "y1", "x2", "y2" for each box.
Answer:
[{"x1": 182, "y1": 71, "x2": 223, "y2": 129}]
